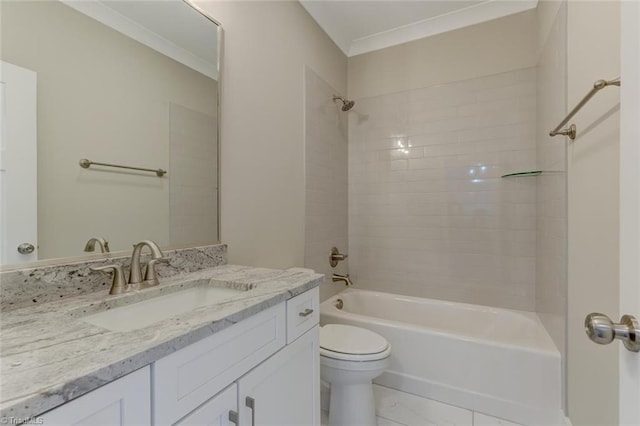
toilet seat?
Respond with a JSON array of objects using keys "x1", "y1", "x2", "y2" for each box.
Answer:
[{"x1": 320, "y1": 324, "x2": 391, "y2": 361}]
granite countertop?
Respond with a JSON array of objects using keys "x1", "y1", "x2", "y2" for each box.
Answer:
[{"x1": 0, "y1": 264, "x2": 323, "y2": 421}]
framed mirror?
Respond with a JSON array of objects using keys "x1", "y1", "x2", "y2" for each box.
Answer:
[{"x1": 0, "y1": 0, "x2": 221, "y2": 266}]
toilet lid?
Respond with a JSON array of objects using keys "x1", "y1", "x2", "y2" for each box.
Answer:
[{"x1": 320, "y1": 324, "x2": 389, "y2": 356}]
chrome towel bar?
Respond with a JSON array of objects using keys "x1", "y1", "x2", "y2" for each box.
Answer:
[
  {"x1": 550, "y1": 77, "x2": 620, "y2": 140},
  {"x1": 79, "y1": 158, "x2": 167, "y2": 177}
]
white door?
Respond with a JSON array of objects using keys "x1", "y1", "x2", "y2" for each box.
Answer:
[
  {"x1": 237, "y1": 327, "x2": 320, "y2": 426},
  {"x1": 0, "y1": 61, "x2": 38, "y2": 265},
  {"x1": 619, "y1": 2, "x2": 640, "y2": 424}
]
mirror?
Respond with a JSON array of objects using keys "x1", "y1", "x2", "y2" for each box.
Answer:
[{"x1": 0, "y1": 0, "x2": 221, "y2": 266}]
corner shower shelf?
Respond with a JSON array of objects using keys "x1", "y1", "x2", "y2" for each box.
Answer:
[
  {"x1": 501, "y1": 170, "x2": 543, "y2": 178},
  {"x1": 501, "y1": 170, "x2": 565, "y2": 178}
]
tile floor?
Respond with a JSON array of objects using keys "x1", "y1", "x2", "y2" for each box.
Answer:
[{"x1": 321, "y1": 384, "x2": 524, "y2": 426}]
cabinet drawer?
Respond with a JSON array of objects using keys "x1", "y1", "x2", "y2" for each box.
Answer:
[
  {"x1": 153, "y1": 303, "x2": 286, "y2": 425},
  {"x1": 286, "y1": 287, "x2": 319, "y2": 344}
]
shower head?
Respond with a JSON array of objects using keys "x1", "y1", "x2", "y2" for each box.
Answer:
[
  {"x1": 333, "y1": 95, "x2": 355, "y2": 111},
  {"x1": 342, "y1": 99, "x2": 355, "y2": 111}
]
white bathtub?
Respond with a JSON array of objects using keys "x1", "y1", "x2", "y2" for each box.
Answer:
[{"x1": 320, "y1": 289, "x2": 561, "y2": 425}]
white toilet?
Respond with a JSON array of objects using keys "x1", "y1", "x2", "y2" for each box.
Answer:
[{"x1": 320, "y1": 324, "x2": 391, "y2": 426}]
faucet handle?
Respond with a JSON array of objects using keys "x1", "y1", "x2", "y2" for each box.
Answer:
[
  {"x1": 143, "y1": 257, "x2": 170, "y2": 285},
  {"x1": 330, "y1": 247, "x2": 348, "y2": 267},
  {"x1": 91, "y1": 264, "x2": 127, "y2": 294}
]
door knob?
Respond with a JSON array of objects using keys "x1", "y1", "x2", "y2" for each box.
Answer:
[
  {"x1": 585, "y1": 313, "x2": 640, "y2": 352},
  {"x1": 17, "y1": 243, "x2": 35, "y2": 255}
]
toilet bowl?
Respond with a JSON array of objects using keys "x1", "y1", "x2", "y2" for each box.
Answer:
[{"x1": 320, "y1": 324, "x2": 391, "y2": 426}]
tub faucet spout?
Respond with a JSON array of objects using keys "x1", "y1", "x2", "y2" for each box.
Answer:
[{"x1": 332, "y1": 273, "x2": 353, "y2": 286}]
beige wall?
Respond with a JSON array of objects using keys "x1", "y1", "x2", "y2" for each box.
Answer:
[
  {"x1": 196, "y1": 1, "x2": 347, "y2": 268},
  {"x1": 1, "y1": 1, "x2": 217, "y2": 259},
  {"x1": 537, "y1": 1, "x2": 563, "y2": 59},
  {"x1": 304, "y1": 67, "x2": 349, "y2": 301},
  {"x1": 169, "y1": 103, "x2": 219, "y2": 246},
  {"x1": 348, "y1": 10, "x2": 537, "y2": 100},
  {"x1": 566, "y1": 1, "x2": 620, "y2": 424},
  {"x1": 535, "y1": 0, "x2": 567, "y2": 411}
]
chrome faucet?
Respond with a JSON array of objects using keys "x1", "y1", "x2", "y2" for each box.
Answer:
[
  {"x1": 129, "y1": 240, "x2": 169, "y2": 286},
  {"x1": 90, "y1": 239, "x2": 169, "y2": 294},
  {"x1": 332, "y1": 273, "x2": 353, "y2": 286},
  {"x1": 84, "y1": 237, "x2": 110, "y2": 253}
]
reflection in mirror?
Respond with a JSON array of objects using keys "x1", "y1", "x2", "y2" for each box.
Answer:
[{"x1": 0, "y1": 0, "x2": 221, "y2": 266}]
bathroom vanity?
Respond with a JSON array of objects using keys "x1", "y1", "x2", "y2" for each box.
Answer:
[{"x1": 0, "y1": 257, "x2": 322, "y2": 425}]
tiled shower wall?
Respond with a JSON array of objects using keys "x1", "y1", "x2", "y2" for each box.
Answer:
[
  {"x1": 304, "y1": 67, "x2": 349, "y2": 302},
  {"x1": 349, "y1": 68, "x2": 537, "y2": 311}
]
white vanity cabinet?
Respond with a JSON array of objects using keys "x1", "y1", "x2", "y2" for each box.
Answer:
[
  {"x1": 155, "y1": 287, "x2": 320, "y2": 426},
  {"x1": 174, "y1": 325, "x2": 320, "y2": 426},
  {"x1": 40, "y1": 366, "x2": 151, "y2": 426},
  {"x1": 174, "y1": 384, "x2": 238, "y2": 426},
  {"x1": 238, "y1": 326, "x2": 320, "y2": 426},
  {"x1": 153, "y1": 303, "x2": 288, "y2": 424},
  {"x1": 37, "y1": 287, "x2": 320, "y2": 426}
]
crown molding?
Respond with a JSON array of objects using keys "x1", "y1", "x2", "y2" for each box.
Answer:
[
  {"x1": 61, "y1": 0, "x2": 218, "y2": 79},
  {"x1": 349, "y1": 0, "x2": 538, "y2": 57}
]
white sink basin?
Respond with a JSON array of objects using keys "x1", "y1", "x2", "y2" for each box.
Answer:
[{"x1": 82, "y1": 284, "x2": 247, "y2": 332}]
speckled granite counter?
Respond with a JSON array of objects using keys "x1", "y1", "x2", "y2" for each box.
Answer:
[{"x1": 0, "y1": 264, "x2": 323, "y2": 420}]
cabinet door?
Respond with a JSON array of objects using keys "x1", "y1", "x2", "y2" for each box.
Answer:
[
  {"x1": 153, "y1": 304, "x2": 286, "y2": 425},
  {"x1": 238, "y1": 326, "x2": 319, "y2": 426},
  {"x1": 175, "y1": 384, "x2": 238, "y2": 426},
  {"x1": 41, "y1": 367, "x2": 150, "y2": 426}
]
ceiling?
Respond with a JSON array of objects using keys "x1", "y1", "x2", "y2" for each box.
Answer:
[{"x1": 299, "y1": 0, "x2": 538, "y2": 57}]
